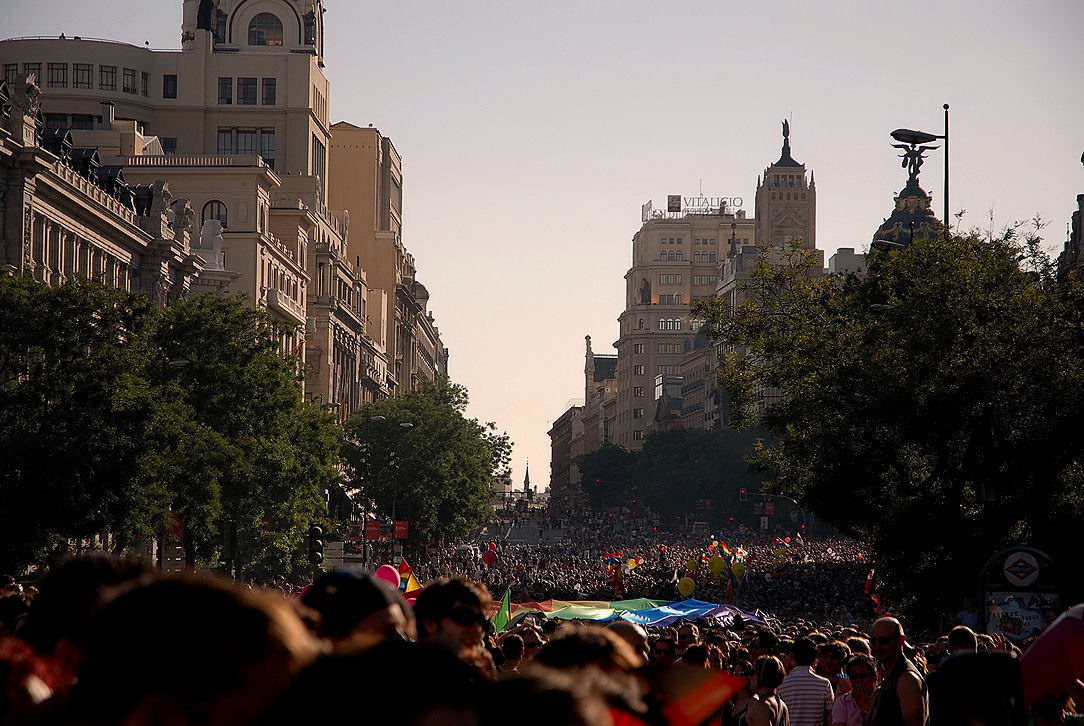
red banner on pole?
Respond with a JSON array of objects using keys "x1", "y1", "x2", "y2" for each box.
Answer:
[
  {"x1": 394, "y1": 520, "x2": 409, "y2": 539},
  {"x1": 765, "y1": 501, "x2": 776, "y2": 516},
  {"x1": 364, "y1": 520, "x2": 382, "y2": 541}
]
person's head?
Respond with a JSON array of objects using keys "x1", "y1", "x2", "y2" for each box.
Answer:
[
  {"x1": 520, "y1": 627, "x2": 547, "y2": 662},
  {"x1": 477, "y1": 669, "x2": 611, "y2": 726},
  {"x1": 72, "y1": 576, "x2": 317, "y2": 726},
  {"x1": 947, "y1": 625, "x2": 978, "y2": 654},
  {"x1": 301, "y1": 571, "x2": 412, "y2": 648},
  {"x1": 869, "y1": 617, "x2": 905, "y2": 665},
  {"x1": 679, "y1": 644, "x2": 709, "y2": 668},
  {"x1": 792, "y1": 637, "x2": 818, "y2": 667},
  {"x1": 502, "y1": 634, "x2": 525, "y2": 665},
  {"x1": 651, "y1": 636, "x2": 677, "y2": 665},
  {"x1": 846, "y1": 636, "x2": 871, "y2": 655},
  {"x1": 754, "y1": 655, "x2": 785, "y2": 691},
  {"x1": 844, "y1": 654, "x2": 879, "y2": 696},
  {"x1": 414, "y1": 577, "x2": 492, "y2": 659},
  {"x1": 751, "y1": 629, "x2": 779, "y2": 660},
  {"x1": 815, "y1": 641, "x2": 850, "y2": 676},
  {"x1": 607, "y1": 620, "x2": 649, "y2": 663},
  {"x1": 677, "y1": 622, "x2": 700, "y2": 652},
  {"x1": 535, "y1": 626, "x2": 644, "y2": 674}
]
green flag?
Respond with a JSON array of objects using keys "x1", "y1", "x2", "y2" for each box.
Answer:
[{"x1": 492, "y1": 588, "x2": 512, "y2": 632}]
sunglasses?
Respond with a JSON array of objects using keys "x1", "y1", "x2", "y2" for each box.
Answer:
[
  {"x1": 446, "y1": 607, "x2": 487, "y2": 628},
  {"x1": 870, "y1": 636, "x2": 899, "y2": 646}
]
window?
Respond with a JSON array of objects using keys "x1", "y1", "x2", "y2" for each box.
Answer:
[
  {"x1": 658, "y1": 318, "x2": 682, "y2": 331},
  {"x1": 237, "y1": 77, "x2": 257, "y2": 105},
  {"x1": 658, "y1": 365, "x2": 679, "y2": 375},
  {"x1": 73, "y1": 63, "x2": 92, "y2": 88},
  {"x1": 99, "y1": 65, "x2": 116, "y2": 90},
  {"x1": 45, "y1": 114, "x2": 68, "y2": 129},
  {"x1": 633, "y1": 409, "x2": 644, "y2": 419},
  {"x1": 71, "y1": 114, "x2": 94, "y2": 130},
  {"x1": 248, "y1": 13, "x2": 283, "y2": 46},
  {"x1": 690, "y1": 318, "x2": 705, "y2": 331},
  {"x1": 236, "y1": 128, "x2": 257, "y2": 155},
  {"x1": 262, "y1": 77, "x2": 276, "y2": 105},
  {"x1": 633, "y1": 365, "x2": 645, "y2": 376},
  {"x1": 632, "y1": 343, "x2": 644, "y2": 354},
  {"x1": 141, "y1": 72, "x2": 149, "y2": 96},
  {"x1": 160, "y1": 137, "x2": 177, "y2": 155},
  {"x1": 311, "y1": 134, "x2": 326, "y2": 179},
  {"x1": 47, "y1": 63, "x2": 67, "y2": 87},
  {"x1": 659, "y1": 273, "x2": 682, "y2": 285},
  {"x1": 218, "y1": 77, "x2": 232, "y2": 104},
  {"x1": 202, "y1": 200, "x2": 227, "y2": 228},
  {"x1": 4, "y1": 64, "x2": 17, "y2": 85},
  {"x1": 633, "y1": 386, "x2": 644, "y2": 397},
  {"x1": 633, "y1": 430, "x2": 644, "y2": 441},
  {"x1": 122, "y1": 68, "x2": 137, "y2": 94},
  {"x1": 659, "y1": 294, "x2": 682, "y2": 305},
  {"x1": 24, "y1": 63, "x2": 42, "y2": 81},
  {"x1": 217, "y1": 129, "x2": 233, "y2": 155},
  {"x1": 659, "y1": 343, "x2": 682, "y2": 354},
  {"x1": 163, "y1": 74, "x2": 177, "y2": 98},
  {"x1": 259, "y1": 129, "x2": 275, "y2": 169},
  {"x1": 637, "y1": 319, "x2": 645, "y2": 330}
]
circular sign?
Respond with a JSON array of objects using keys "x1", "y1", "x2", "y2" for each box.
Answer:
[{"x1": 1003, "y1": 552, "x2": 1039, "y2": 587}]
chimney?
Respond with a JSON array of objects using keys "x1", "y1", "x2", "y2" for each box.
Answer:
[{"x1": 99, "y1": 101, "x2": 115, "y2": 129}]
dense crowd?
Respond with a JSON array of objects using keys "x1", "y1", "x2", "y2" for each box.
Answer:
[
  {"x1": 0, "y1": 553, "x2": 1079, "y2": 726},
  {"x1": 412, "y1": 518, "x2": 874, "y2": 624}
]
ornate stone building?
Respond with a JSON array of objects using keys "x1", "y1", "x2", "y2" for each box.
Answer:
[
  {"x1": 0, "y1": 0, "x2": 451, "y2": 415},
  {"x1": 1, "y1": 75, "x2": 207, "y2": 305}
]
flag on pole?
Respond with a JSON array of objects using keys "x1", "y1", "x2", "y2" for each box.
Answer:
[
  {"x1": 492, "y1": 588, "x2": 512, "y2": 632},
  {"x1": 404, "y1": 572, "x2": 422, "y2": 595}
]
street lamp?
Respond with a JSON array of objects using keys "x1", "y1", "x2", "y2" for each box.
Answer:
[{"x1": 890, "y1": 103, "x2": 950, "y2": 239}]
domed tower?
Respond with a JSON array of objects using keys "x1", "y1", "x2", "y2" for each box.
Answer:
[
  {"x1": 182, "y1": 0, "x2": 326, "y2": 64},
  {"x1": 754, "y1": 120, "x2": 817, "y2": 249},
  {"x1": 873, "y1": 129, "x2": 943, "y2": 246}
]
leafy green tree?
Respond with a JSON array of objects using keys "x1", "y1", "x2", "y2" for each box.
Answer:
[
  {"x1": 578, "y1": 442, "x2": 636, "y2": 509},
  {"x1": 0, "y1": 277, "x2": 342, "y2": 580},
  {"x1": 632, "y1": 428, "x2": 768, "y2": 525},
  {"x1": 0, "y1": 276, "x2": 162, "y2": 571},
  {"x1": 697, "y1": 229, "x2": 1084, "y2": 612},
  {"x1": 154, "y1": 295, "x2": 342, "y2": 580},
  {"x1": 342, "y1": 377, "x2": 510, "y2": 544}
]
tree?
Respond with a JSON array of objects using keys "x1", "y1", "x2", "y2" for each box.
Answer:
[
  {"x1": 632, "y1": 428, "x2": 768, "y2": 525},
  {"x1": 342, "y1": 377, "x2": 511, "y2": 544},
  {"x1": 697, "y1": 229, "x2": 1084, "y2": 612},
  {"x1": 0, "y1": 276, "x2": 162, "y2": 571},
  {"x1": 578, "y1": 442, "x2": 636, "y2": 510},
  {"x1": 0, "y1": 277, "x2": 342, "y2": 580},
  {"x1": 154, "y1": 295, "x2": 342, "y2": 581}
]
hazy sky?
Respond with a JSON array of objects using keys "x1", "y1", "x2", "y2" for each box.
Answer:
[{"x1": 5, "y1": 0, "x2": 1082, "y2": 490}]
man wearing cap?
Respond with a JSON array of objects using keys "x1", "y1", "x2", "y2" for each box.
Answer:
[
  {"x1": 301, "y1": 571, "x2": 414, "y2": 650},
  {"x1": 868, "y1": 617, "x2": 927, "y2": 726}
]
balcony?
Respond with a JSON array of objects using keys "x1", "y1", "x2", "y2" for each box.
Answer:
[
  {"x1": 124, "y1": 154, "x2": 267, "y2": 168},
  {"x1": 265, "y1": 288, "x2": 305, "y2": 325}
]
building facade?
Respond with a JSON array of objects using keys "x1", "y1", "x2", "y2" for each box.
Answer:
[
  {"x1": 0, "y1": 0, "x2": 446, "y2": 415},
  {"x1": 328, "y1": 122, "x2": 448, "y2": 395},
  {"x1": 1, "y1": 75, "x2": 208, "y2": 306}
]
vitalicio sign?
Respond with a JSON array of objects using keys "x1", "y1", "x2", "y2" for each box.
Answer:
[{"x1": 668, "y1": 195, "x2": 745, "y2": 213}]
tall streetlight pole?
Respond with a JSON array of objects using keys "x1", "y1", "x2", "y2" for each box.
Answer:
[{"x1": 943, "y1": 104, "x2": 950, "y2": 239}]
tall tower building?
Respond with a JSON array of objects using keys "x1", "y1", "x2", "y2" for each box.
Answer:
[
  {"x1": 612, "y1": 204, "x2": 755, "y2": 450},
  {"x1": 754, "y1": 120, "x2": 816, "y2": 250}
]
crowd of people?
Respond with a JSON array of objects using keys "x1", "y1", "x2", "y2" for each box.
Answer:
[
  {"x1": 411, "y1": 518, "x2": 875, "y2": 624},
  {"x1": 0, "y1": 546, "x2": 1080, "y2": 726}
]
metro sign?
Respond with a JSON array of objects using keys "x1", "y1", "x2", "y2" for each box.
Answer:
[{"x1": 1003, "y1": 552, "x2": 1039, "y2": 587}]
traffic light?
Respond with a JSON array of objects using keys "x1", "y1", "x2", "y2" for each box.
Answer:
[
  {"x1": 739, "y1": 488, "x2": 748, "y2": 502},
  {"x1": 308, "y1": 525, "x2": 325, "y2": 565}
]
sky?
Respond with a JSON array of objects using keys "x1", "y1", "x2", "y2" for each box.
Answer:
[{"x1": 5, "y1": 0, "x2": 1083, "y2": 491}]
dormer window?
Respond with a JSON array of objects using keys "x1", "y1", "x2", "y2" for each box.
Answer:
[{"x1": 249, "y1": 13, "x2": 283, "y2": 46}]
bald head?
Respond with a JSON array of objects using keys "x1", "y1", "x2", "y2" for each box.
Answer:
[
  {"x1": 607, "y1": 620, "x2": 649, "y2": 661},
  {"x1": 870, "y1": 617, "x2": 905, "y2": 664}
]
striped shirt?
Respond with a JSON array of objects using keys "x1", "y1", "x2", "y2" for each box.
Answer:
[{"x1": 778, "y1": 665, "x2": 834, "y2": 726}]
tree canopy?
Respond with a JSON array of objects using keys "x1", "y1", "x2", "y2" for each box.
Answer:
[
  {"x1": 342, "y1": 377, "x2": 511, "y2": 544},
  {"x1": 696, "y1": 228, "x2": 1084, "y2": 611},
  {"x1": 0, "y1": 277, "x2": 341, "y2": 580},
  {"x1": 578, "y1": 429, "x2": 767, "y2": 524}
]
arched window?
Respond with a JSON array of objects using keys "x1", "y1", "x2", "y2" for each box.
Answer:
[
  {"x1": 637, "y1": 319, "x2": 645, "y2": 330},
  {"x1": 248, "y1": 13, "x2": 283, "y2": 46},
  {"x1": 202, "y1": 200, "x2": 227, "y2": 228}
]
